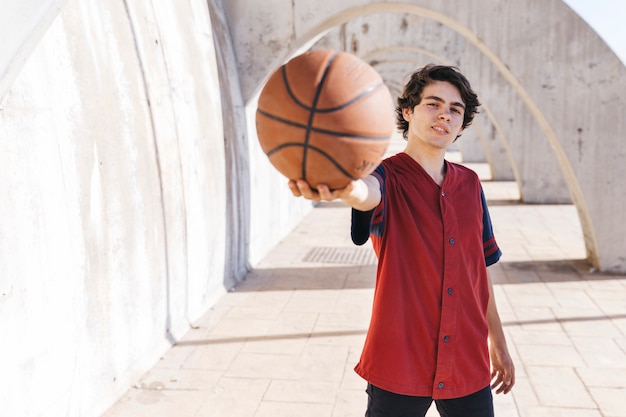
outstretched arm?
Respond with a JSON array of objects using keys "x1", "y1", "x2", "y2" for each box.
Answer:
[
  {"x1": 486, "y1": 271, "x2": 515, "y2": 394},
  {"x1": 288, "y1": 175, "x2": 381, "y2": 212}
]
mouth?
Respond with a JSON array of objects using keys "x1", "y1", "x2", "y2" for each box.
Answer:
[{"x1": 432, "y1": 125, "x2": 449, "y2": 134}]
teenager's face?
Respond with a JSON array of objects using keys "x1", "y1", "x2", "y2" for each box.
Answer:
[{"x1": 402, "y1": 80, "x2": 465, "y2": 149}]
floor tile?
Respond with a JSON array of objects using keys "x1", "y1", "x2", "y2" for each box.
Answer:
[{"x1": 102, "y1": 169, "x2": 623, "y2": 417}]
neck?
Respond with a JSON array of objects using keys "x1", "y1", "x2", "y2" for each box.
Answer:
[{"x1": 403, "y1": 143, "x2": 447, "y2": 186}]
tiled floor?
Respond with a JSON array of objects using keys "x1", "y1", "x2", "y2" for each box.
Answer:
[{"x1": 103, "y1": 157, "x2": 626, "y2": 417}]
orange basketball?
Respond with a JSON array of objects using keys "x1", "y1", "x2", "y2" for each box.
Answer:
[{"x1": 255, "y1": 49, "x2": 395, "y2": 190}]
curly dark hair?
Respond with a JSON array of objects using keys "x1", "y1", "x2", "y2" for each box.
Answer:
[{"x1": 396, "y1": 64, "x2": 481, "y2": 140}]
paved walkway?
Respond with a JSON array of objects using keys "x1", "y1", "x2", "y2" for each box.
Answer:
[{"x1": 103, "y1": 155, "x2": 626, "y2": 417}]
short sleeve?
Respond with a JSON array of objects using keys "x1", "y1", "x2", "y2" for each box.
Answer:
[{"x1": 481, "y1": 189, "x2": 502, "y2": 266}]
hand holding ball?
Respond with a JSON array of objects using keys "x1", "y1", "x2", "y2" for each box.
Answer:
[{"x1": 255, "y1": 49, "x2": 395, "y2": 190}]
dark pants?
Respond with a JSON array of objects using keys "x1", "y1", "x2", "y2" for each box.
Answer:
[{"x1": 365, "y1": 384, "x2": 494, "y2": 417}]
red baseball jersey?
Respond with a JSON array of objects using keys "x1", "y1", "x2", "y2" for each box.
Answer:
[{"x1": 352, "y1": 152, "x2": 501, "y2": 399}]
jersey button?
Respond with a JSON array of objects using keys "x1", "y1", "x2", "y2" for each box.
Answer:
[
  {"x1": 449, "y1": 237, "x2": 455, "y2": 245},
  {"x1": 443, "y1": 335, "x2": 450, "y2": 343},
  {"x1": 438, "y1": 382, "x2": 445, "y2": 389}
]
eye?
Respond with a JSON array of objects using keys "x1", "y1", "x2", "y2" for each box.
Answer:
[{"x1": 451, "y1": 108, "x2": 462, "y2": 114}]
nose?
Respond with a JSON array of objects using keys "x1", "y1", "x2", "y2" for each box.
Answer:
[{"x1": 438, "y1": 109, "x2": 452, "y2": 121}]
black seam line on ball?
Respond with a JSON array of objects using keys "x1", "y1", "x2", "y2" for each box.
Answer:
[
  {"x1": 281, "y1": 66, "x2": 311, "y2": 111},
  {"x1": 266, "y1": 142, "x2": 358, "y2": 181},
  {"x1": 302, "y1": 51, "x2": 339, "y2": 180},
  {"x1": 279, "y1": 74, "x2": 385, "y2": 113},
  {"x1": 315, "y1": 82, "x2": 385, "y2": 113},
  {"x1": 256, "y1": 109, "x2": 391, "y2": 141}
]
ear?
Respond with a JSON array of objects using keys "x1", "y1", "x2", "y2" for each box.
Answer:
[{"x1": 402, "y1": 107, "x2": 412, "y2": 122}]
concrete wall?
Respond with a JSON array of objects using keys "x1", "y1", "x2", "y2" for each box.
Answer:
[
  {"x1": 0, "y1": 0, "x2": 68, "y2": 99},
  {"x1": 0, "y1": 0, "x2": 234, "y2": 414}
]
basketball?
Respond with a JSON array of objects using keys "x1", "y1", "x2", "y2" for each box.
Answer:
[{"x1": 255, "y1": 49, "x2": 395, "y2": 190}]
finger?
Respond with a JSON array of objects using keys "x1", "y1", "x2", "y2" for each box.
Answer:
[
  {"x1": 492, "y1": 369, "x2": 515, "y2": 395},
  {"x1": 490, "y1": 374, "x2": 503, "y2": 391},
  {"x1": 316, "y1": 184, "x2": 334, "y2": 201},
  {"x1": 295, "y1": 180, "x2": 320, "y2": 200},
  {"x1": 493, "y1": 380, "x2": 506, "y2": 395},
  {"x1": 497, "y1": 378, "x2": 512, "y2": 394},
  {"x1": 502, "y1": 369, "x2": 515, "y2": 394},
  {"x1": 501, "y1": 383, "x2": 513, "y2": 395},
  {"x1": 496, "y1": 381, "x2": 507, "y2": 395},
  {"x1": 288, "y1": 180, "x2": 302, "y2": 197}
]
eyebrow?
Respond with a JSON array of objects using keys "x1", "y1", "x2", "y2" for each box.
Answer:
[{"x1": 424, "y1": 95, "x2": 466, "y2": 109}]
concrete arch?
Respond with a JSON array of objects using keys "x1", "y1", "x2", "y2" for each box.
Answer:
[
  {"x1": 322, "y1": 43, "x2": 515, "y2": 181},
  {"x1": 325, "y1": 19, "x2": 558, "y2": 192},
  {"x1": 313, "y1": 12, "x2": 556, "y2": 199},
  {"x1": 225, "y1": 0, "x2": 626, "y2": 272},
  {"x1": 356, "y1": 47, "x2": 491, "y2": 170}
]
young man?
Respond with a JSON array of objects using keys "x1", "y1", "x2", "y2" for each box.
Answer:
[{"x1": 289, "y1": 64, "x2": 514, "y2": 417}]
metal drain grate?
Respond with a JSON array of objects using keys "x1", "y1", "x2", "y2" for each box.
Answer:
[{"x1": 303, "y1": 246, "x2": 377, "y2": 265}]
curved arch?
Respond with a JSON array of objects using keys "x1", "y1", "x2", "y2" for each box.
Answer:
[
  {"x1": 283, "y1": 8, "x2": 578, "y2": 200},
  {"x1": 354, "y1": 45, "x2": 518, "y2": 184},
  {"x1": 285, "y1": 3, "x2": 598, "y2": 263},
  {"x1": 229, "y1": 0, "x2": 626, "y2": 271},
  {"x1": 362, "y1": 45, "x2": 449, "y2": 66},
  {"x1": 249, "y1": 6, "x2": 577, "y2": 202}
]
